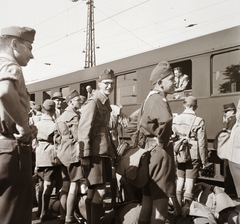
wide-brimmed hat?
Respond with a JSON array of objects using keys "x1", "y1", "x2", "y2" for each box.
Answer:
[
  {"x1": 223, "y1": 103, "x2": 236, "y2": 112},
  {"x1": 52, "y1": 92, "x2": 65, "y2": 100}
]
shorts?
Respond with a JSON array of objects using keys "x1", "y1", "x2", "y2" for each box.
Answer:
[
  {"x1": 142, "y1": 143, "x2": 176, "y2": 200},
  {"x1": 84, "y1": 156, "x2": 112, "y2": 186},
  {"x1": 61, "y1": 162, "x2": 83, "y2": 182},
  {"x1": 177, "y1": 159, "x2": 200, "y2": 179},
  {"x1": 37, "y1": 166, "x2": 60, "y2": 182}
]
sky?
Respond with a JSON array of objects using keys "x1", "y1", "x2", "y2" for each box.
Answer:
[{"x1": 1, "y1": 0, "x2": 240, "y2": 83}]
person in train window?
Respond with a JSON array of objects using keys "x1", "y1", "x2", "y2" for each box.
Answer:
[
  {"x1": 172, "y1": 96, "x2": 208, "y2": 217},
  {"x1": 55, "y1": 89, "x2": 85, "y2": 224},
  {"x1": 52, "y1": 91, "x2": 65, "y2": 119},
  {"x1": 174, "y1": 67, "x2": 189, "y2": 92},
  {"x1": 86, "y1": 85, "x2": 95, "y2": 99},
  {"x1": 78, "y1": 69, "x2": 116, "y2": 224},
  {"x1": 34, "y1": 99, "x2": 59, "y2": 222},
  {"x1": 137, "y1": 61, "x2": 180, "y2": 224},
  {"x1": 0, "y1": 26, "x2": 37, "y2": 224}
]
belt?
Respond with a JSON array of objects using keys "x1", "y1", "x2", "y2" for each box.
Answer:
[
  {"x1": 0, "y1": 134, "x2": 15, "y2": 140},
  {"x1": 0, "y1": 134, "x2": 31, "y2": 146}
]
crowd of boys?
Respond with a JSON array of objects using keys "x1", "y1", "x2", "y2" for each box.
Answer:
[{"x1": 0, "y1": 25, "x2": 239, "y2": 224}]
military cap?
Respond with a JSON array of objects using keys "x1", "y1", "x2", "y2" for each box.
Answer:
[
  {"x1": 65, "y1": 89, "x2": 79, "y2": 103},
  {"x1": 223, "y1": 103, "x2": 236, "y2": 112},
  {"x1": 42, "y1": 99, "x2": 55, "y2": 111},
  {"x1": 184, "y1": 96, "x2": 197, "y2": 106},
  {"x1": 52, "y1": 92, "x2": 65, "y2": 100},
  {"x1": 99, "y1": 68, "x2": 115, "y2": 82},
  {"x1": 149, "y1": 61, "x2": 173, "y2": 84},
  {"x1": 1, "y1": 26, "x2": 36, "y2": 43}
]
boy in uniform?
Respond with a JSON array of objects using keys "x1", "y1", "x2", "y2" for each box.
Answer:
[{"x1": 0, "y1": 26, "x2": 37, "y2": 224}]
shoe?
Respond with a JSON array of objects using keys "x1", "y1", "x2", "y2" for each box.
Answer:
[
  {"x1": 65, "y1": 218, "x2": 79, "y2": 224},
  {"x1": 40, "y1": 213, "x2": 58, "y2": 222}
]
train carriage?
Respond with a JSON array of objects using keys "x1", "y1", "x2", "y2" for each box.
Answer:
[{"x1": 27, "y1": 25, "x2": 240, "y2": 184}]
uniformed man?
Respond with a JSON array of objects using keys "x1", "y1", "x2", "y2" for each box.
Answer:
[
  {"x1": 78, "y1": 69, "x2": 116, "y2": 224},
  {"x1": 137, "y1": 61, "x2": 180, "y2": 224},
  {"x1": 55, "y1": 89, "x2": 85, "y2": 224},
  {"x1": 0, "y1": 26, "x2": 37, "y2": 224}
]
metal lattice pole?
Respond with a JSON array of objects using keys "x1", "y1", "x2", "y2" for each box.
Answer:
[{"x1": 84, "y1": 0, "x2": 96, "y2": 69}]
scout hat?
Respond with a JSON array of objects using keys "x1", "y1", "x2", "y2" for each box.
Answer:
[
  {"x1": 1, "y1": 26, "x2": 36, "y2": 43},
  {"x1": 42, "y1": 99, "x2": 55, "y2": 111},
  {"x1": 52, "y1": 92, "x2": 65, "y2": 101},
  {"x1": 223, "y1": 103, "x2": 236, "y2": 112},
  {"x1": 149, "y1": 61, "x2": 173, "y2": 84},
  {"x1": 99, "y1": 68, "x2": 115, "y2": 82},
  {"x1": 184, "y1": 96, "x2": 197, "y2": 106},
  {"x1": 65, "y1": 89, "x2": 79, "y2": 103}
]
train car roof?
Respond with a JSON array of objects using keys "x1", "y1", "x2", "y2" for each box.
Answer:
[{"x1": 27, "y1": 25, "x2": 240, "y2": 89}]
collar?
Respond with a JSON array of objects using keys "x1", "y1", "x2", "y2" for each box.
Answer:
[
  {"x1": 65, "y1": 105, "x2": 80, "y2": 116},
  {"x1": 183, "y1": 108, "x2": 196, "y2": 115},
  {"x1": 0, "y1": 53, "x2": 18, "y2": 64},
  {"x1": 41, "y1": 114, "x2": 54, "y2": 121},
  {"x1": 95, "y1": 90, "x2": 109, "y2": 105}
]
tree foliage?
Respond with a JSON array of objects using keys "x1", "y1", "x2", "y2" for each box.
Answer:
[{"x1": 219, "y1": 64, "x2": 240, "y2": 93}]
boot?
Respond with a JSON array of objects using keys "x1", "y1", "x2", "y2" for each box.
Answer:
[
  {"x1": 91, "y1": 202, "x2": 103, "y2": 224},
  {"x1": 85, "y1": 198, "x2": 92, "y2": 224}
]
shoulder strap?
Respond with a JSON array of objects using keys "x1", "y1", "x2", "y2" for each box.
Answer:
[{"x1": 137, "y1": 90, "x2": 159, "y2": 130}]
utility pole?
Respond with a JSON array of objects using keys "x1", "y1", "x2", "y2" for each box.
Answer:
[{"x1": 84, "y1": 0, "x2": 96, "y2": 69}]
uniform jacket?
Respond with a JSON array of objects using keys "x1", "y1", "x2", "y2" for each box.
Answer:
[
  {"x1": 0, "y1": 53, "x2": 30, "y2": 137},
  {"x1": 172, "y1": 109, "x2": 208, "y2": 165},
  {"x1": 78, "y1": 90, "x2": 115, "y2": 158},
  {"x1": 35, "y1": 114, "x2": 57, "y2": 167},
  {"x1": 55, "y1": 106, "x2": 80, "y2": 166},
  {"x1": 139, "y1": 90, "x2": 173, "y2": 149}
]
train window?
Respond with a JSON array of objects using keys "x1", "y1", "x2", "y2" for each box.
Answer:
[
  {"x1": 169, "y1": 60, "x2": 192, "y2": 100},
  {"x1": 212, "y1": 50, "x2": 240, "y2": 95},
  {"x1": 43, "y1": 90, "x2": 51, "y2": 102},
  {"x1": 30, "y1": 93, "x2": 35, "y2": 102},
  {"x1": 116, "y1": 72, "x2": 137, "y2": 106},
  {"x1": 80, "y1": 81, "x2": 96, "y2": 98},
  {"x1": 60, "y1": 86, "x2": 69, "y2": 97}
]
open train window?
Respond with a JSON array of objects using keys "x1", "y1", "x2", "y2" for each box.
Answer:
[
  {"x1": 30, "y1": 93, "x2": 35, "y2": 102},
  {"x1": 212, "y1": 50, "x2": 240, "y2": 95},
  {"x1": 43, "y1": 90, "x2": 51, "y2": 102},
  {"x1": 116, "y1": 72, "x2": 137, "y2": 106},
  {"x1": 169, "y1": 60, "x2": 192, "y2": 100},
  {"x1": 80, "y1": 80, "x2": 96, "y2": 98}
]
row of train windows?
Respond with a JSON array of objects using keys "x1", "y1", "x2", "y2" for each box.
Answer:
[{"x1": 30, "y1": 50, "x2": 240, "y2": 105}]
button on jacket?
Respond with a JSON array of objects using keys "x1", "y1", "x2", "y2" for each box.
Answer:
[{"x1": 78, "y1": 90, "x2": 115, "y2": 158}]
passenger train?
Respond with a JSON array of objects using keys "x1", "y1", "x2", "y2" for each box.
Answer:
[{"x1": 27, "y1": 25, "x2": 240, "y2": 184}]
